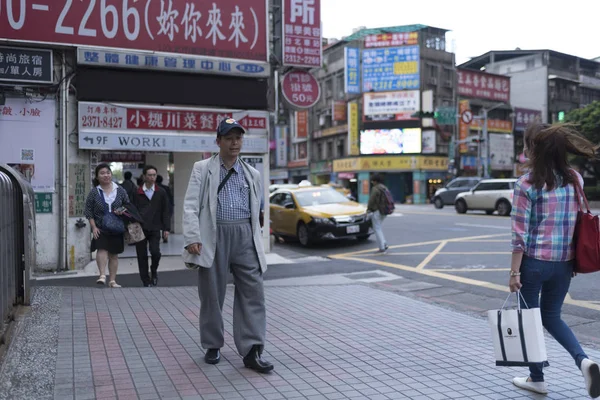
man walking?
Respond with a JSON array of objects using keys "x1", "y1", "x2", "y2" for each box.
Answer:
[
  {"x1": 367, "y1": 174, "x2": 391, "y2": 254},
  {"x1": 133, "y1": 165, "x2": 171, "y2": 287},
  {"x1": 121, "y1": 171, "x2": 137, "y2": 202},
  {"x1": 182, "y1": 118, "x2": 273, "y2": 373}
]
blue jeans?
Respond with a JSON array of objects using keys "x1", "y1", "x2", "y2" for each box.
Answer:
[
  {"x1": 519, "y1": 256, "x2": 588, "y2": 382},
  {"x1": 371, "y1": 211, "x2": 387, "y2": 251}
]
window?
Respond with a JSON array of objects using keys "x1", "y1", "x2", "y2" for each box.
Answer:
[
  {"x1": 317, "y1": 142, "x2": 323, "y2": 160},
  {"x1": 294, "y1": 189, "x2": 349, "y2": 207},
  {"x1": 326, "y1": 141, "x2": 334, "y2": 159},
  {"x1": 270, "y1": 193, "x2": 283, "y2": 205},
  {"x1": 475, "y1": 182, "x2": 512, "y2": 191},
  {"x1": 337, "y1": 140, "x2": 345, "y2": 158},
  {"x1": 281, "y1": 193, "x2": 295, "y2": 208}
]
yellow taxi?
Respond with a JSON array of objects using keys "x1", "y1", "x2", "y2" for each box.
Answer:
[
  {"x1": 321, "y1": 182, "x2": 351, "y2": 198},
  {"x1": 269, "y1": 185, "x2": 372, "y2": 246}
]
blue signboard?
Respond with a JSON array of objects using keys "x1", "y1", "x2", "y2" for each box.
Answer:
[
  {"x1": 344, "y1": 47, "x2": 360, "y2": 94},
  {"x1": 362, "y1": 46, "x2": 420, "y2": 92}
]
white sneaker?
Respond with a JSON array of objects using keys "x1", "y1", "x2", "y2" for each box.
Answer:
[
  {"x1": 581, "y1": 358, "x2": 600, "y2": 398},
  {"x1": 512, "y1": 377, "x2": 548, "y2": 394}
]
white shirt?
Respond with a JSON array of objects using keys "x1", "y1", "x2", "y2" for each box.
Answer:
[
  {"x1": 96, "y1": 181, "x2": 119, "y2": 212},
  {"x1": 143, "y1": 183, "x2": 155, "y2": 200}
]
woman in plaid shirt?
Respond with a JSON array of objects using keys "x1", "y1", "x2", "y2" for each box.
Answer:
[{"x1": 510, "y1": 123, "x2": 600, "y2": 397}]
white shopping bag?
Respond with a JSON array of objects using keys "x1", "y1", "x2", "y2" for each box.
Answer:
[{"x1": 487, "y1": 291, "x2": 549, "y2": 367}]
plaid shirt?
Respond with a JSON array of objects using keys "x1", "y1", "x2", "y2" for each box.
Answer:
[
  {"x1": 511, "y1": 171, "x2": 583, "y2": 261},
  {"x1": 217, "y1": 158, "x2": 251, "y2": 221}
]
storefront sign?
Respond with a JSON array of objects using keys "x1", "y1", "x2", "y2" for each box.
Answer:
[
  {"x1": 35, "y1": 193, "x2": 52, "y2": 214},
  {"x1": 313, "y1": 124, "x2": 348, "y2": 138},
  {"x1": 364, "y1": 32, "x2": 418, "y2": 48},
  {"x1": 360, "y1": 128, "x2": 421, "y2": 155},
  {"x1": 282, "y1": 0, "x2": 322, "y2": 68},
  {"x1": 99, "y1": 152, "x2": 145, "y2": 162},
  {"x1": 332, "y1": 101, "x2": 346, "y2": 121},
  {"x1": 514, "y1": 107, "x2": 542, "y2": 131},
  {"x1": 78, "y1": 102, "x2": 268, "y2": 134},
  {"x1": 295, "y1": 111, "x2": 308, "y2": 138},
  {"x1": 288, "y1": 159, "x2": 308, "y2": 168},
  {"x1": 348, "y1": 102, "x2": 359, "y2": 155},
  {"x1": 310, "y1": 161, "x2": 332, "y2": 174},
  {"x1": 362, "y1": 46, "x2": 420, "y2": 92},
  {"x1": 338, "y1": 172, "x2": 355, "y2": 179},
  {"x1": 275, "y1": 125, "x2": 288, "y2": 167},
  {"x1": 281, "y1": 69, "x2": 321, "y2": 108},
  {"x1": 78, "y1": 132, "x2": 268, "y2": 153},
  {"x1": 0, "y1": 46, "x2": 53, "y2": 84},
  {"x1": 77, "y1": 48, "x2": 269, "y2": 78},
  {"x1": 269, "y1": 169, "x2": 289, "y2": 180},
  {"x1": 0, "y1": 0, "x2": 268, "y2": 61},
  {"x1": 68, "y1": 164, "x2": 89, "y2": 217},
  {"x1": 1, "y1": 98, "x2": 56, "y2": 192},
  {"x1": 334, "y1": 156, "x2": 448, "y2": 172},
  {"x1": 458, "y1": 100, "x2": 470, "y2": 154},
  {"x1": 421, "y1": 130, "x2": 436, "y2": 154},
  {"x1": 344, "y1": 47, "x2": 360, "y2": 94},
  {"x1": 363, "y1": 91, "x2": 420, "y2": 121},
  {"x1": 470, "y1": 119, "x2": 513, "y2": 133},
  {"x1": 457, "y1": 69, "x2": 510, "y2": 102}
]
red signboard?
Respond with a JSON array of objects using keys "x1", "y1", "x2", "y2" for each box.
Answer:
[
  {"x1": 364, "y1": 32, "x2": 418, "y2": 48},
  {"x1": 283, "y1": 0, "x2": 322, "y2": 67},
  {"x1": 281, "y1": 70, "x2": 321, "y2": 109},
  {"x1": 0, "y1": 0, "x2": 268, "y2": 61},
  {"x1": 296, "y1": 111, "x2": 308, "y2": 138},
  {"x1": 457, "y1": 69, "x2": 510, "y2": 102},
  {"x1": 79, "y1": 102, "x2": 267, "y2": 133},
  {"x1": 332, "y1": 101, "x2": 346, "y2": 121}
]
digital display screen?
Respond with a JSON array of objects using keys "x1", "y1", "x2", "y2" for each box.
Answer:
[{"x1": 360, "y1": 128, "x2": 422, "y2": 154}]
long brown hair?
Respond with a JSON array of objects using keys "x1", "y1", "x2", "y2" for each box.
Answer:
[{"x1": 524, "y1": 123, "x2": 597, "y2": 190}]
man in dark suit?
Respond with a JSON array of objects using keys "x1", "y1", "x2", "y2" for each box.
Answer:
[
  {"x1": 156, "y1": 174, "x2": 174, "y2": 243},
  {"x1": 132, "y1": 165, "x2": 171, "y2": 287}
]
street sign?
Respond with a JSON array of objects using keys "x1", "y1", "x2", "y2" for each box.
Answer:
[
  {"x1": 35, "y1": 193, "x2": 52, "y2": 214},
  {"x1": 461, "y1": 109, "x2": 473, "y2": 124},
  {"x1": 435, "y1": 107, "x2": 456, "y2": 125},
  {"x1": 281, "y1": 69, "x2": 321, "y2": 109}
]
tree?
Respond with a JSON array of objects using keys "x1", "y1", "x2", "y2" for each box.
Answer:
[{"x1": 564, "y1": 101, "x2": 600, "y2": 179}]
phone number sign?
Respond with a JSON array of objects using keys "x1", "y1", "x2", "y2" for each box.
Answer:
[
  {"x1": 362, "y1": 46, "x2": 420, "y2": 92},
  {"x1": 0, "y1": 0, "x2": 268, "y2": 61}
]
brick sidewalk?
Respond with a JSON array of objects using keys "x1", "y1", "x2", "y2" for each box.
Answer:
[{"x1": 1, "y1": 283, "x2": 597, "y2": 399}]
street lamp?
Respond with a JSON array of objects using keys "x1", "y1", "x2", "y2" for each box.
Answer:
[{"x1": 480, "y1": 102, "x2": 508, "y2": 178}]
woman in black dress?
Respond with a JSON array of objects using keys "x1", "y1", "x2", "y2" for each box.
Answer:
[{"x1": 84, "y1": 163, "x2": 130, "y2": 288}]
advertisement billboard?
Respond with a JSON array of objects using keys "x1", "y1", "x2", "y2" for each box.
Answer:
[
  {"x1": 348, "y1": 101, "x2": 359, "y2": 156},
  {"x1": 360, "y1": 128, "x2": 422, "y2": 155},
  {"x1": 364, "y1": 32, "x2": 418, "y2": 48},
  {"x1": 489, "y1": 134, "x2": 514, "y2": 171},
  {"x1": 282, "y1": 0, "x2": 322, "y2": 67},
  {"x1": 514, "y1": 107, "x2": 542, "y2": 131},
  {"x1": 363, "y1": 90, "x2": 420, "y2": 122},
  {"x1": 0, "y1": 0, "x2": 268, "y2": 61},
  {"x1": 362, "y1": 46, "x2": 420, "y2": 92},
  {"x1": 0, "y1": 46, "x2": 53, "y2": 84},
  {"x1": 457, "y1": 69, "x2": 510, "y2": 102},
  {"x1": 344, "y1": 47, "x2": 360, "y2": 94}
]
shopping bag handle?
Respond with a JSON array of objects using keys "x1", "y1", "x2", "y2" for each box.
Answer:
[{"x1": 501, "y1": 290, "x2": 529, "y2": 310}]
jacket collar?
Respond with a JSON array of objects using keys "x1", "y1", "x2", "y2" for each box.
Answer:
[{"x1": 137, "y1": 183, "x2": 157, "y2": 194}]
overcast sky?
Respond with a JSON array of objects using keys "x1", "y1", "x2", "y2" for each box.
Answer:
[{"x1": 321, "y1": 0, "x2": 600, "y2": 65}]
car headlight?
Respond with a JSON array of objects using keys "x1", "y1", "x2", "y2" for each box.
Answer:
[{"x1": 312, "y1": 217, "x2": 333, "y2": 224}]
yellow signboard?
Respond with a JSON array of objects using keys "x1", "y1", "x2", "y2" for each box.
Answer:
[
  {"x1": 333, "y1": 156, "x2": 448, "y2": 172},
  {"x1": 348, "y1": 102, "x2": 359, "y2": 155}
]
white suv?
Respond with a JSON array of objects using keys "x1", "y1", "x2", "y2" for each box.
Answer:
[{"x1": 454, "y1": 178, "x2": 516, "y2": 216}]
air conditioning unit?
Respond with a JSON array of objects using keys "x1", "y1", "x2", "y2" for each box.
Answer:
[{"x1": 429, "y1": 77, "x2": 438, "y2": 85}]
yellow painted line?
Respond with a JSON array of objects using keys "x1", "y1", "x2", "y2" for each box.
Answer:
[
  {"x1": 329, "y1": 233, "x2": 511, "y2": 258},
  {"x1": 335, "y1": 255, "x2": 600, "y2": 312},
  {"x1": 429, "y1": 268, "x2": 510, "y2": 272},
  {"x1": 416, "y1": 241, "x2": 447, "y2": 270}
]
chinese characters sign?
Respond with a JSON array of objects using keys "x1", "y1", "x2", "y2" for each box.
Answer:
[
  {"x1": 281, "y1": 70, "x2": 321, "y2": 108},
  {"x1": 77, "y1": 48, "x2": 269, "y2": 78},
  {"x1": 0, "y1": 0, "x2": 268, "y2": 62},
  {"x1": 514, "y1": 107, "x2": 542, "y2": 131},
  {"x1": 457, "y1": 69, "x2": 510, "y2": 102},
  {"x1": 283, "y1": 0, "x2": 322, "y2": 68},
  {"x1": 458, "y1": 100, "x2": 470, "y2": 154},
  {"x1": 470, "y1": 119, "x2": 513, "y2": 133},
  {"x1": 362, "y1": 46, "x2": 420, "y2": 92},
  {"x1": 363, "y1": 91, "x2": 420, "y2": 122},
  {"x1": 344, "y1": 47, "x2": 360, "y2": 94},
  {"x1": 295, "y1": 111, "x2": 308, "y2": 138},
  {"x1": 35, "y1": 193, "x2": 53, "y2": 214},
  {"x1": 348, "y1": 102, "x2": 359, "y2": 156},
  {"x1": 364, "y1": 32, "x2": 418, "y2": 48},
  {"x1": 0, "y1": 46, "x2": 52, "y2": 83},
  {"x1": 69, "y1": 164, "x2": 89, "y2": 217},
  {"x1": 332, "y1": 101, "x2": 346, "y2": 122}
]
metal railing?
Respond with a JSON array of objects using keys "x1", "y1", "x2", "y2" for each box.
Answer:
[{"x1": 0, "y1": 165, "x2": 35, "y2": 338}]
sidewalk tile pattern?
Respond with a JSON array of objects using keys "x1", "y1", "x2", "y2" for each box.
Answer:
[{"x1": 4, "y1": 284, "x2": 600, "y2": 399}]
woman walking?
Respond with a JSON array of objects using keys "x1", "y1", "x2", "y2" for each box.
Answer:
[
  {"x1": 84, "y1": 163, "x2": 129, "y2": 288},
  {"x1": 510, "y1": 123, "x2": 600, "y2": 397}
]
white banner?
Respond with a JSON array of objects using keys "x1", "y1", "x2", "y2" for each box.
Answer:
[
  {"x1": 421, "y1": 130, "x2": 436, "y2": 154},
  {"x1": 363, "y1": 90, "x2": 420, "y2": 121},
  {"x1": 490, "y1": 134, "x2": 514, "y2": 171},
  {"x1": 0, "y1": 98, "x2": 56, "y2": 192}
]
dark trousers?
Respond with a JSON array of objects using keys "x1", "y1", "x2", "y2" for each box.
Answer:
[{"x1": 135, "y1": 230, "x2": 161, "y2": 285}]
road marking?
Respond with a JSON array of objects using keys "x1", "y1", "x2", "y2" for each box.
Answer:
[
  {"x1": 462, "y1": 239, "x2": 508, "y2": 243},
  {"x1": 439, "y1": 252, "x2": 512, "y2": 255},
  {"x1": 416, "y1": 241, "x2": 447, "y2": 270},
  {"x1": 455, "y1": 223, "x2": 510, "y2": 230},
  {"x1": 429, "y1": 268, "x2": 510, "y2": 272}
]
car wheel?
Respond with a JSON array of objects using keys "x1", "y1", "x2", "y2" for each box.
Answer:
[
  {"x1": 455, "y1": 199, "x2": 467, "y2": 214},
  {"x1": 486, "y1": 210, "x2": 494, "y2": 215},
  {"x1": 357, "y1": 235, "x2": 370, "y2": 242},
  {"x1": 297, "y1": 223, "x2": 311, "y2": 247},
  {"x1": 434, "y1": 197, "x2": 444, "y2": 209},
  {"x1": 497, "y1": 200, "x2": 512, "y2": 216}
]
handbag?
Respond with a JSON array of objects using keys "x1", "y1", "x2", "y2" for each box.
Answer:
[
  {"x1": 100, "y1": 190, "x2": 125, "y2": 235},
  {"x1": 487, "y1": 291, "x2": 549, "y2": 367},
  {"x1": 124, "y1": 221, "x2": 145, "y2": 244},
  {"x1": 572, "y1": 176, "x2": 600, "y2": 273}
]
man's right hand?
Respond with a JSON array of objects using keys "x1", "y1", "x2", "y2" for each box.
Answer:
[{"x1": 187, "y1": 243, "x2": 202, "y2": 255}]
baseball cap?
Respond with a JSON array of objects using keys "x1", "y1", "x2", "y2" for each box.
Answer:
[{"x1": 217, "y1": 118, "x2": 246, "y2": 136}]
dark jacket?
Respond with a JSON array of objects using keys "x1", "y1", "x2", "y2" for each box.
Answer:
[
  {"x1": 367, "y1": 183, "x2": 386, "y2": 213},
  {"x1": 120, "y1": 179, "x2": 137, "y2": 202},
  {"x1": 132, "y1": 184, "x2": 171, "y2": 232},
  {"x1": 157, "y1": 182, "x2": 174, "y2": 215}
]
